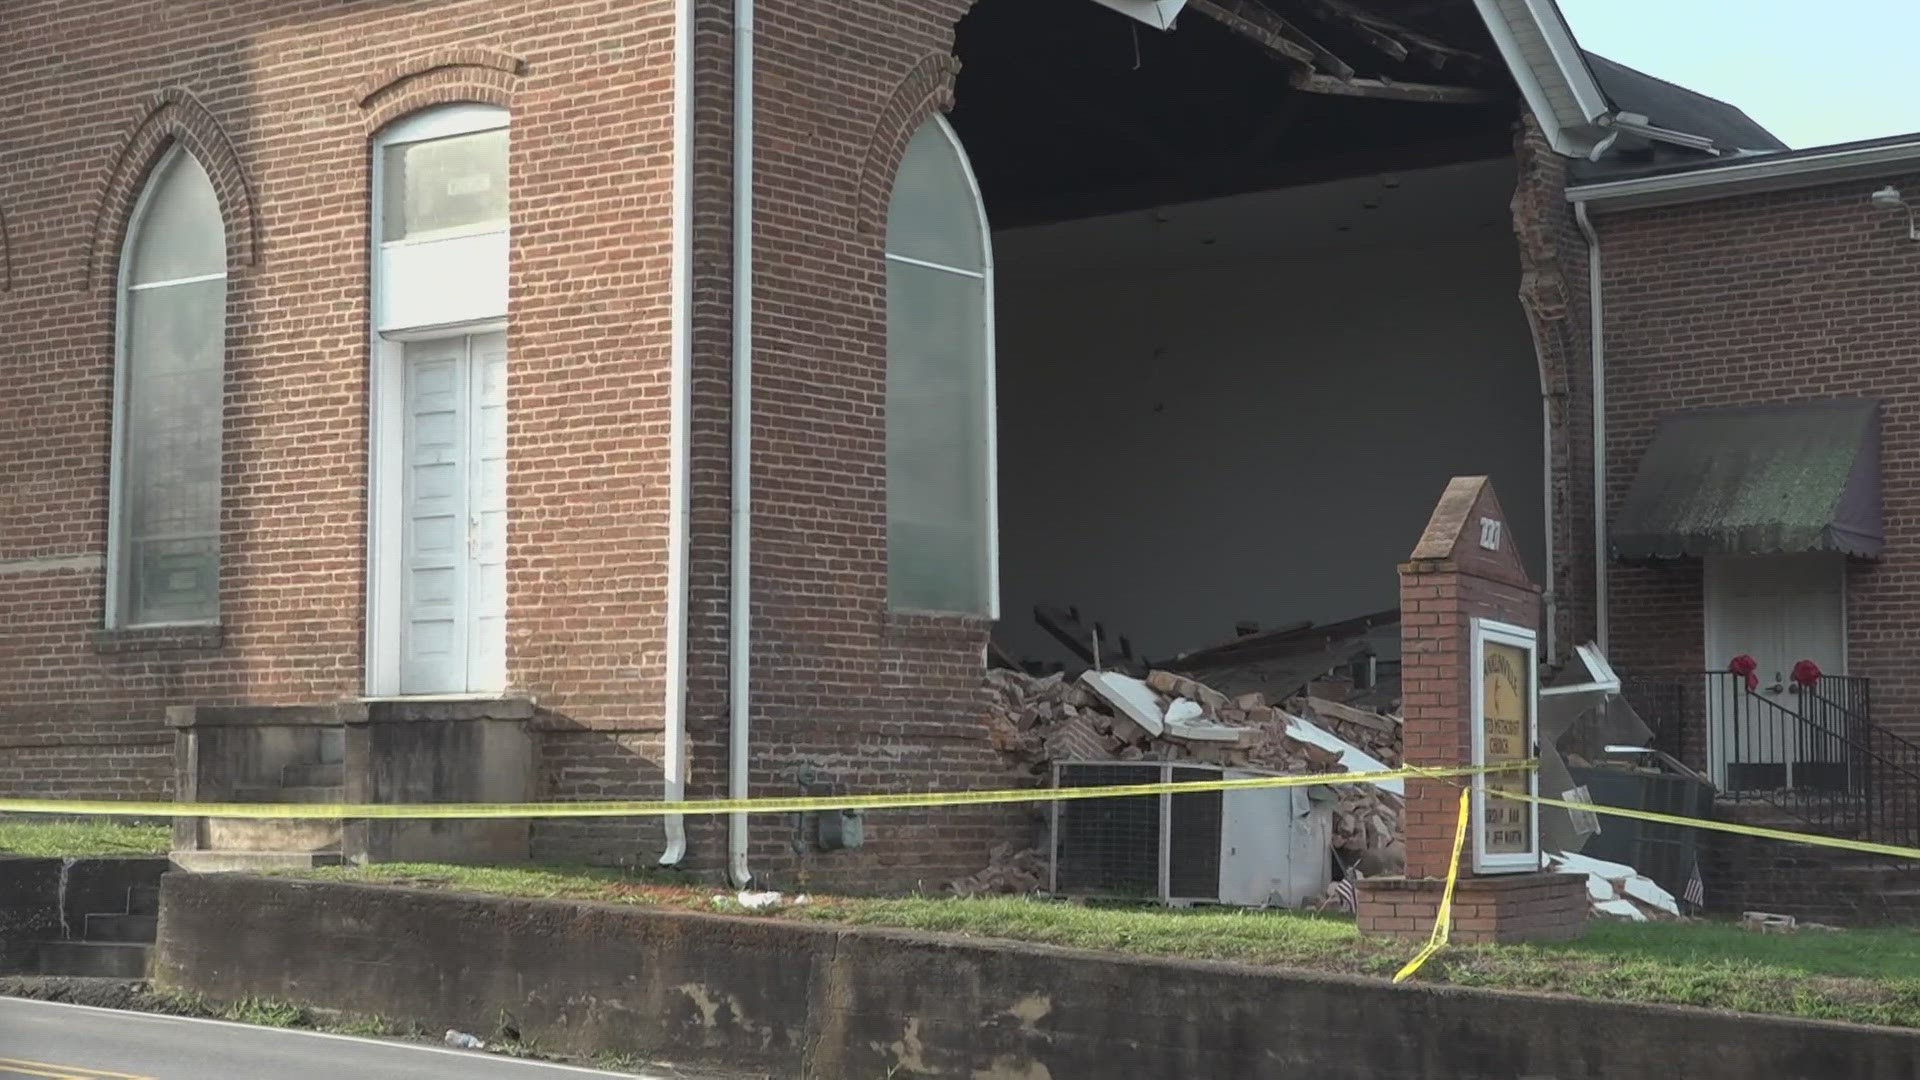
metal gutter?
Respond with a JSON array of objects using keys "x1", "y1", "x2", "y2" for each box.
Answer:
[
  {"x1": 1574, "y1": 202, "x2": 1608, "y2": 655},
  {"x1": 1569, "y1": 138, "x2": 1920, "y2": 209},
  {"x1": 657, "y1": 0, "x2": 694, "y2": 870},
  {"x1": 728, "y1": 0, "x2": 757, "y2": 890}
]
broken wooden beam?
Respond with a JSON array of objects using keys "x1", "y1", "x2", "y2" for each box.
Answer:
[
  {"x1": 1187, "y1": 0, "x2": 1316, "y2": 76},
  {"x1": 1344, "y1": 19, "x2": 1409, "y2": 62},
  {"x1": 1033, "y1": 605, "x2": 1097, "y2": 665},
  {"x1": 1304, "y1": 0, "x2": 1494, "y2": 72},
  {"x1": 1301, "y1": 74, "x2": 1502, "y2": 105},
  {"x1": 1265, "y1": 9, "x2": 1355, "y2": 81},
  {"x1": 1170, "y1": 610, "x2": 1397, "y2": 669}
]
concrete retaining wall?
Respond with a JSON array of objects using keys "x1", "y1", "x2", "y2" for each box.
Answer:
[
  {"x1": 154, "y1": 874, "x2": 1920, "y2": 1079},
  {"x1": 0, "y1": 857, "x2": 168, "y2": 973}
]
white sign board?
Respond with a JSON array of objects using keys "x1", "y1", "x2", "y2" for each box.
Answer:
[{"x1": 1471, "y1": 618, "x2": 1541, "y2": 874}]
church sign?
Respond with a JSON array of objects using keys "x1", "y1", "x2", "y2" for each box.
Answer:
[{"x1": 1471, "y1": 617, "x2": 1539, "y2": 873}]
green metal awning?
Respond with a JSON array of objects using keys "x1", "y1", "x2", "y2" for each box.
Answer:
[{"x1": 1611, "y1": 401, "x2": 1882, "y2": 560}]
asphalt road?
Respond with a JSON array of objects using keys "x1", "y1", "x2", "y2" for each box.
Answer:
[{"x1": 0, "y1": 996, "x2": 735, "y2": 1080}]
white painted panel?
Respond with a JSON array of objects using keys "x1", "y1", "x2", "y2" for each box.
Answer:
[
  {"x1": 400, "y1": 338, "x2": 470, "y2": 695},
  {"x1": 468, "y1": 331, "x2": 509, "y2": 692},
  {"x1": 376, "y1": 230, "x2": 509, "y2": 334}
]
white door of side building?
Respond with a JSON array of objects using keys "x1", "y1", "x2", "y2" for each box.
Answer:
[
  {"x1": 1702, "y1": 553, "x2": 1846, "y2": 790},
  {"x1": 399, "y1": 332, "x2": 507, "y2": 695}
]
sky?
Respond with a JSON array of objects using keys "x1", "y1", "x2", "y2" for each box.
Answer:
[{"x1": 1558, "y1": 0, "x2": 1920, "y2": 149}]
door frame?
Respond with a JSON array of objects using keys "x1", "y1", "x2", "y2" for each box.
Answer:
[
  {"x1": 364, "y1": 103, "x2": 511, "y2": 699},
  {"x1": 1701, "y1": 553, "x2": 1848, "y2": 788},
  {"x1": 366, "y1": 323, "x2": 508, "y2": 698}
]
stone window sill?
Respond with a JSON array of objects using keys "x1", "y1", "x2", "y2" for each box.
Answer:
[
  {"x1": 92, "y1": 625, "x2": 225, "y2": 655},
  {"x1": 880, "y1": 608, "x2": 994, "y2": 646}
]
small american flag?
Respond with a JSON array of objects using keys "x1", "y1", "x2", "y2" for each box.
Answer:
[
  {"x1": 1328, "y1": 878, "x2": 1357, "y2": 913},
  {"x1": 1683, "y1": 860, "x2": 1706, "y2": 910}
]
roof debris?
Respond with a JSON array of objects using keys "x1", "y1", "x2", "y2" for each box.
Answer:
[{"x1": 961, "y1": 665, "x2": 1406, "y2": 897}]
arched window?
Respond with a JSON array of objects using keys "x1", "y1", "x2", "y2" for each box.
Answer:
[
  {"x1": 886, "y1": 116, "x2": 997, "y2": 616},
  {"x1": 109, "y1": 148, "x2": 227, "y2": 627}
]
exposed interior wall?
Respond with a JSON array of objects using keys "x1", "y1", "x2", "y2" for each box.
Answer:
[{"x1": 993, "y1": 157, "x2": 1545, "y2": 664}]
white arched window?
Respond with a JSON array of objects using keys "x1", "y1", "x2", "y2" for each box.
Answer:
[
  {"x1": 886, "y1": 116, "x2": 997, "y2": 616},
  {"x1": 366, "y1": 104, "x2": 511, "y2": 697},
  {"x1": 108, "y1": 148, "x2": 227, "y2": 627}
]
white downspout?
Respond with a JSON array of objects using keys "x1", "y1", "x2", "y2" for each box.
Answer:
[
  {"x1": 658, "y1": 0, "x2": 695, "y2": 867},
  {"x1": 1575, "y1": 201, "x2": 1608, "y2": 654},
  {"x1": 727, "y1": 0, "x2": 757, "y2": 889},
  {"x1": 1540, "y1": 386, "x2": 1556, "y2": 663}
]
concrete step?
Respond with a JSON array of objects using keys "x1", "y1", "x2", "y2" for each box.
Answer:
[
  {"x1": 83, "y1": 912, "x2": 158, "y2": 944},
  {"x1": 280, "y1": 761, "x2": 345, "y2": 788},
  {"x1": 171, "y1": 850, "x2": 343, "y2": 874},
  {"x1": 34, "y1": 941, "x2": 150, "y2": 979},
  {"x1": 227, "y1": 785, "x2": 346, "y2": 804}
]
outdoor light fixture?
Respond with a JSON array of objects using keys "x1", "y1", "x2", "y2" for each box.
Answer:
[{"x1": 1871, "y1": 185, "x2": 1920, "y2": 240}]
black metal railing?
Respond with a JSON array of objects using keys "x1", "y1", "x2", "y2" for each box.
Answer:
[{"x1": 1621, "y1": 672, "x2": 1920, "y2": 848}]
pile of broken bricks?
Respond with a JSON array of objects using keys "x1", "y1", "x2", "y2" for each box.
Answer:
[
  {"x1": 1290, "y1": 695, "x2": 1402, "y2": 769},
  {"x1": 961, "y1": 666, "x2": 1406, "y2": 896}
]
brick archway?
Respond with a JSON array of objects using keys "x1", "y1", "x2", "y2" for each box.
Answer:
[
  {"x1": 86, "y1": 87, "x2": 260, "y2": 293},
  {"x1": 853, "y1": 52, "x2": 964, "y2": 237},
  {"x1": 357, "y1": 48, "x2": 525, "y2": 137}
]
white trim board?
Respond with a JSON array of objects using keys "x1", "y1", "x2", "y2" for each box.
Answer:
[
  {"x1": 1569, "y1": 139, "x2": 1920, "y2": 210},
  {"x1": 1470, "y1": 617, "x2": 1542, "y2": 875},
  {"x1": 365, "y1": 103, "x2": 512, "y2": 698}
]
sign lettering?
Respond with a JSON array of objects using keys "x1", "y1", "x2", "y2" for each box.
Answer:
[{"x1": 1480, "y1": 638, "x2": 1534, "y2": 858}]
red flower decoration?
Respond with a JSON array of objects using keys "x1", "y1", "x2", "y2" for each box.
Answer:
[
  {"x1": 1729, "y1": 654, "x2": 1760, "y2": 693},
  {"x1": 1792, "y1": 660, "x2": 1822, "y2": 689}
]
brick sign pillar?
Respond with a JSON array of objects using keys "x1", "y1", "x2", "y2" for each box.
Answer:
[{"x1": 1356, "y1": 476, "x2": 1587, "y2": 944}]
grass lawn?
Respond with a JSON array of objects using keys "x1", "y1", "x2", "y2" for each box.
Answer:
[
  {"x1": 0, "y1": 819, "x2": 170, "y2": 858},
  {"x1": 284, "y1": 862, "x2": 1920, "y2": 1029}
]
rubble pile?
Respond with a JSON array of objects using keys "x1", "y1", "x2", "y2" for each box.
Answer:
[
  {"x1": 1290, "y1": 696, "x2": 1402, "y2": 768},
  {"x1": 970, "y1": 666, "x2": 1406, "y2": 893},
  {"x1": 1547, "y1": 851, "x2": 1684, "y2": 922},
  {"x1": 949, "y1": 841, "x2": 1049, "y2": 897}
]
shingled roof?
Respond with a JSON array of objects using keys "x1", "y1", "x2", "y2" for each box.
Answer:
[{"x1": 1584, "y1": 51, "x2": 1786, "y2": 153}]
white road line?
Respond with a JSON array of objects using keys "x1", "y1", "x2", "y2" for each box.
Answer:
[{"x1": 0, "y1": 998, "x2": 668, "y2": 1078}]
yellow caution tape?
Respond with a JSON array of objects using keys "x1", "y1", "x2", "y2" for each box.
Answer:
[
  {"x1": 0, "y1": 761, "x2": 1532, "y2": 821},
  {"x1": 1392, "y1": 785, "x2": 1470, "y2": 983},
  {"x1": 1493, "y1": 788, "x2": 1920, "y2": 862}
]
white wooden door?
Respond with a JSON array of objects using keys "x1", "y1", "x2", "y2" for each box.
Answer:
[
  {"x1": 398, "y1": 333, "x2": 506, "y2": 695},
  {"x1": 1703, "y1": 554, "x2": 1845, "y2": 789},
  {"x1": 467, "y1": 332, "x2": 508, "y2": 691}
]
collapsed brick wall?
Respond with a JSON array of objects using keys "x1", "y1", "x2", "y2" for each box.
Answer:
[
  {"x1": 1593, "y1": 177, "x2": 1920, "y2": 742},
  {"x1": 0, "y1": 1, "x2": 678, "y2": 806},
  {"x1": 0, "y1": 0, "x2": 1578, "y2": 892},
  {"x1": 668, "y1": 5, "x2": 1582, "y2": 891},
  {"x1": 1510, "y1": 117, "x2": 1597, "y2": 662}
]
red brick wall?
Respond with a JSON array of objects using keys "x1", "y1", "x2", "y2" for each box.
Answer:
[
  {"x1": 1, "y1": 0, "x2": 1026, "y2": 886},
  {"x1": 1592, "y1": 177, "x2": 1920, "y2": 740},
  {"x1": 0, "y1": 1, "x2": 678, "y2": 803},
  {"x1": 670, "y1": 0, "x2": 1031, "y2": 890},
  {"x1": 3, "y1": 0, "x2": 1576, "y2": 893}
]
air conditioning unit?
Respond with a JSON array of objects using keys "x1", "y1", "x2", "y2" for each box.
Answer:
[{"x1": 1048, "y1": 761, "x2": 1334, "y2": 907}]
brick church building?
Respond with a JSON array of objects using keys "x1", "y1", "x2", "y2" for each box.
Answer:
[{"x1": 4, "y1": 0, "x2": 1918, "y2": 900}]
